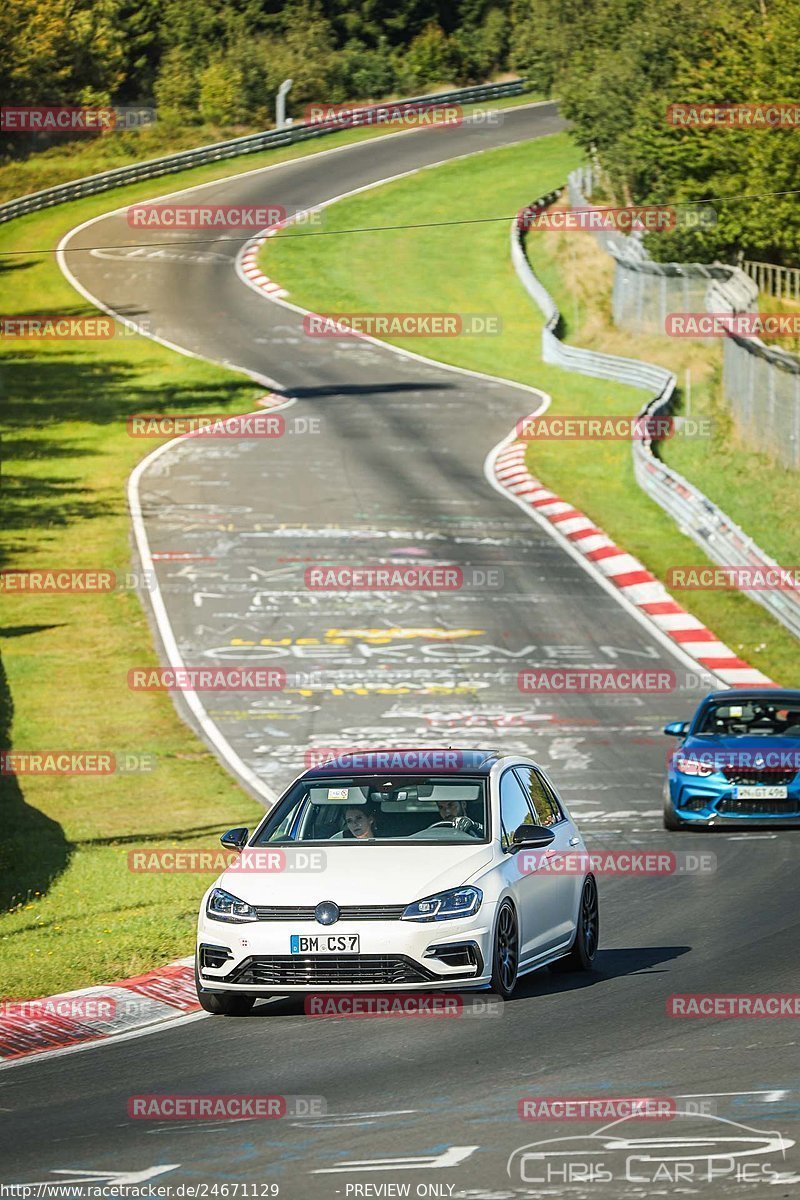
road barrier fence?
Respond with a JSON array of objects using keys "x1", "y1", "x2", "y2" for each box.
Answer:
[
  {"x1": 512, "y1": 187, "x2": 800, "y2": 640},
  {"x1": 569, "y1": 166, "x2": 800, "y2": 471}
]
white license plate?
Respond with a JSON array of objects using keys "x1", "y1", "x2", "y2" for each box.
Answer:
[
  {"x1": 733, "y1": 786, "x2": 788, "y2": 799},
  {"x1": 290, "y1": 934, "x2": 360, "y2": 954}
]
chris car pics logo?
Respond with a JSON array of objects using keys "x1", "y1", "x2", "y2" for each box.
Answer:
[{"x1": 507, "y1": 1112, "x2": 794, "y2": 1188}]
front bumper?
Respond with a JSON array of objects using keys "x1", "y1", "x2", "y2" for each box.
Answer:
[
  {"x1": 668, "y1": 776, "x2": 800, "y2": 824},
  {"x1": 196, "y1": 911, "x2": 494, "y2": 993}
]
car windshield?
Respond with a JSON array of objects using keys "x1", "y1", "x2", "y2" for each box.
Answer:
[
  {"x1": 252, "y1": 776, "x2": 489, "y2": 844},
  {"x1": 694, "y1": 700, "x2": 800, "y2": 738}
]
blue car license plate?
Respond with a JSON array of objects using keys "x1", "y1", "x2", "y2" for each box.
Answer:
[{"x1": 733, "y1": 786, "x2": 787, "y2": 799}]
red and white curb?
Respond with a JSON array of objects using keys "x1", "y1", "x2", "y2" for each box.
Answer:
[
  {"x1": 239, "y1": 225, "x2": 288, "y2": 299},
  {"x1": 493, "y1": 429, "x2": 774, "y2": 689},
  {"x1": 0, "y1": 958, "x2": 200, "y2": 1063}
]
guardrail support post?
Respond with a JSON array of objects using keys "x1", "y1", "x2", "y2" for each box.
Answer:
[{"x1": 276, "y1": 79, "x2": 293, "y2": 130}]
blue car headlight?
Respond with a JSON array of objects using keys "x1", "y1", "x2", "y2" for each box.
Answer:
[
  {"x1": 401, "y1": 886, "x2": 482, "y2": 922},
  {"x1": 673, "y1": 753, "x2": 715, "y2": 777},
  {"x1": 206, "y1": 887, "x2": 258, "y2": 923}
]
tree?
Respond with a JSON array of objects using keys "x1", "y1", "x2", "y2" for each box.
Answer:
[
  {"x1": 153, "y1": 45, "x2": 203, "y2": 123},
  {"x1": 449, "y1": 8, "x2": 507, "y2": 83},
  {"x1": 198, "y1": 57, "x2": 245, "y2": 125},
  {"x1": 0, "y1": 0, "x2": 126, "y2": 107},
  {"x1": 398, "y1": 22, "x2": 451, "y2": 91}
]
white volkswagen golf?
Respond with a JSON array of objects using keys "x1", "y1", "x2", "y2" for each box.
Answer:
[{"x1": 195, "y1": 749, "x2": 599, "y2": 1014}]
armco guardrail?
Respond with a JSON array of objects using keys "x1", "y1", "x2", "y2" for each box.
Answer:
[
  {"x1": 511, "y1": 192, "x2": 800, "y2": 642},
  {"x1": 0, "y1": 80, "x2": 528, "y2": 225},
  {"x1": 512, "y1": 195, "x2": 676, "y2": 400}
]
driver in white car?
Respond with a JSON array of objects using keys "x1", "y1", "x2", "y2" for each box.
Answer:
[{"x1": 434, "y1": 797, "x2": 483, "y2": 836}]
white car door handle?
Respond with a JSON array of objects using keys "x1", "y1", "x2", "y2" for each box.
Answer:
[{"x1": 569, "y1": 836, "x2": 580, "y2": 846}]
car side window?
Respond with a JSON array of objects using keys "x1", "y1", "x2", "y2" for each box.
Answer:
[
  {"x1": 266, "y1": 809, "x2": 297, "y2": 841},
  {"x1": 499, "y1": 769, "x2": 535, "y2": 850},
  {"x1": 515, "y1": 766, "x2": 562, "y2": 826},
  {"x1": 540, "y1": 774, "x2": 565, "y2": 824}
]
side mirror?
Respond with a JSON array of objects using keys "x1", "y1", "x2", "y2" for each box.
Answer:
[
  {"x1": 663, "y1": 721, "x2": 689, "y2": 737},
  {"x1": 220, "y1": 827, "x2": 249, "y2": 851},
  {"x1": 511, "y1": 824, "x2": 555, "y2": 850}
]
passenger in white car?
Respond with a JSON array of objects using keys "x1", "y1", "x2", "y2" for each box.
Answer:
[{"x1": 331, "y1": 802, "x2": 380, "y2": 840}]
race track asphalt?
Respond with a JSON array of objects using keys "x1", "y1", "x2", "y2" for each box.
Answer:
[{"x1": 3, "y1": 102, "x2": 799, "y2": 1200}]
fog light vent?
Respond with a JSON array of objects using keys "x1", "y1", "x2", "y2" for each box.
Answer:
[
  {"x1": 200, "y1": 943, "x2": 233, "y2": 970},
  {"x1": 424, "y1": 942, "x2": 480, "y2": 972}
]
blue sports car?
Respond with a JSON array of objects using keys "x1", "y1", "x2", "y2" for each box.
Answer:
[{"x1": 663, "y1": 688, "x2": 800, "y2": 829}]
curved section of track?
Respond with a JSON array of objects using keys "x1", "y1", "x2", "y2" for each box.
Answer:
[{"x1": 4, "y1": 102, "x2": 798, "y2": 1200}]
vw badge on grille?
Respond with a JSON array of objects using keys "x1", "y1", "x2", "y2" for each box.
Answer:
[{"x1": 315, "y1": 900, "x2": 340, "y2": 925}]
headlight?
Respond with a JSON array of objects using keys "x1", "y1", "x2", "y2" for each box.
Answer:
[
  {"x1": 673, "y1": 753, "x2": 715, "y2": 777},
  {"x1": 206, "y1": 887, "x2": 258, "y2": 923},
  {"x1": 401, "y1": 886, "x2": 482, "y2": 922}
]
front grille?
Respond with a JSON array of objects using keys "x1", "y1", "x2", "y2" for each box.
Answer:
[
  {"x1": 721, "y1": 767, "x2": 797, "y2": 786},
  {"x1": 229, "y1": 955, "x2": 433, "y2": 987},
  {"x1": 717, "y1": 797, "x2": 800, "y2": 815},
  {"x1": 252, "y1": 904, "x2": 406, "y2": 921}
]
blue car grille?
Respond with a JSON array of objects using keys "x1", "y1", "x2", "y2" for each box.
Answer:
[
  {"x1": 720, "y1": 767, "x2": 796, "y2": 786},
  {"x1": 717, "y1": 797, "x2": 800, "y2": 816}
]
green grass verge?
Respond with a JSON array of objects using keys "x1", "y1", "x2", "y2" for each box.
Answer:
[
  {"x1": 264, "y1": 132, "x2": 800, "y2": 686},
  {"x1": 0, "y1": 233, "x2": 266, "y2": 1000}
]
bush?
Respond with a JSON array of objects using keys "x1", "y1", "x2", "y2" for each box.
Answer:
[
  {"x1": 398, "y1": 23, "x2": 451, "y2": 92},
  {"x1": 333, "y1": 38, "x2": 397, "y2": 101},
  {"x1": 449, "y1": 9, "x2": 507, "y2": 83},
  {"x1": 153, "y1": 45, "x2": 203, "y2": 123},
  {"x1": 198, "y1": 57, "x2": 245, "y2": 125}
]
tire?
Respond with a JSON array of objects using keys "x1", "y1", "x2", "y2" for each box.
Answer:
[
  {"x1": 195, "y1": 962, "x2": 255, "y2": 1016},
  {"x1": 490, "y1": 901, "x2": 519, "y2": 1000},
  {"x1": 663, "y1": 788, "x2": 685, "y2": 831},
  {"x1": 552, "y1": 875, "x2": 599, "y2": 973}
]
